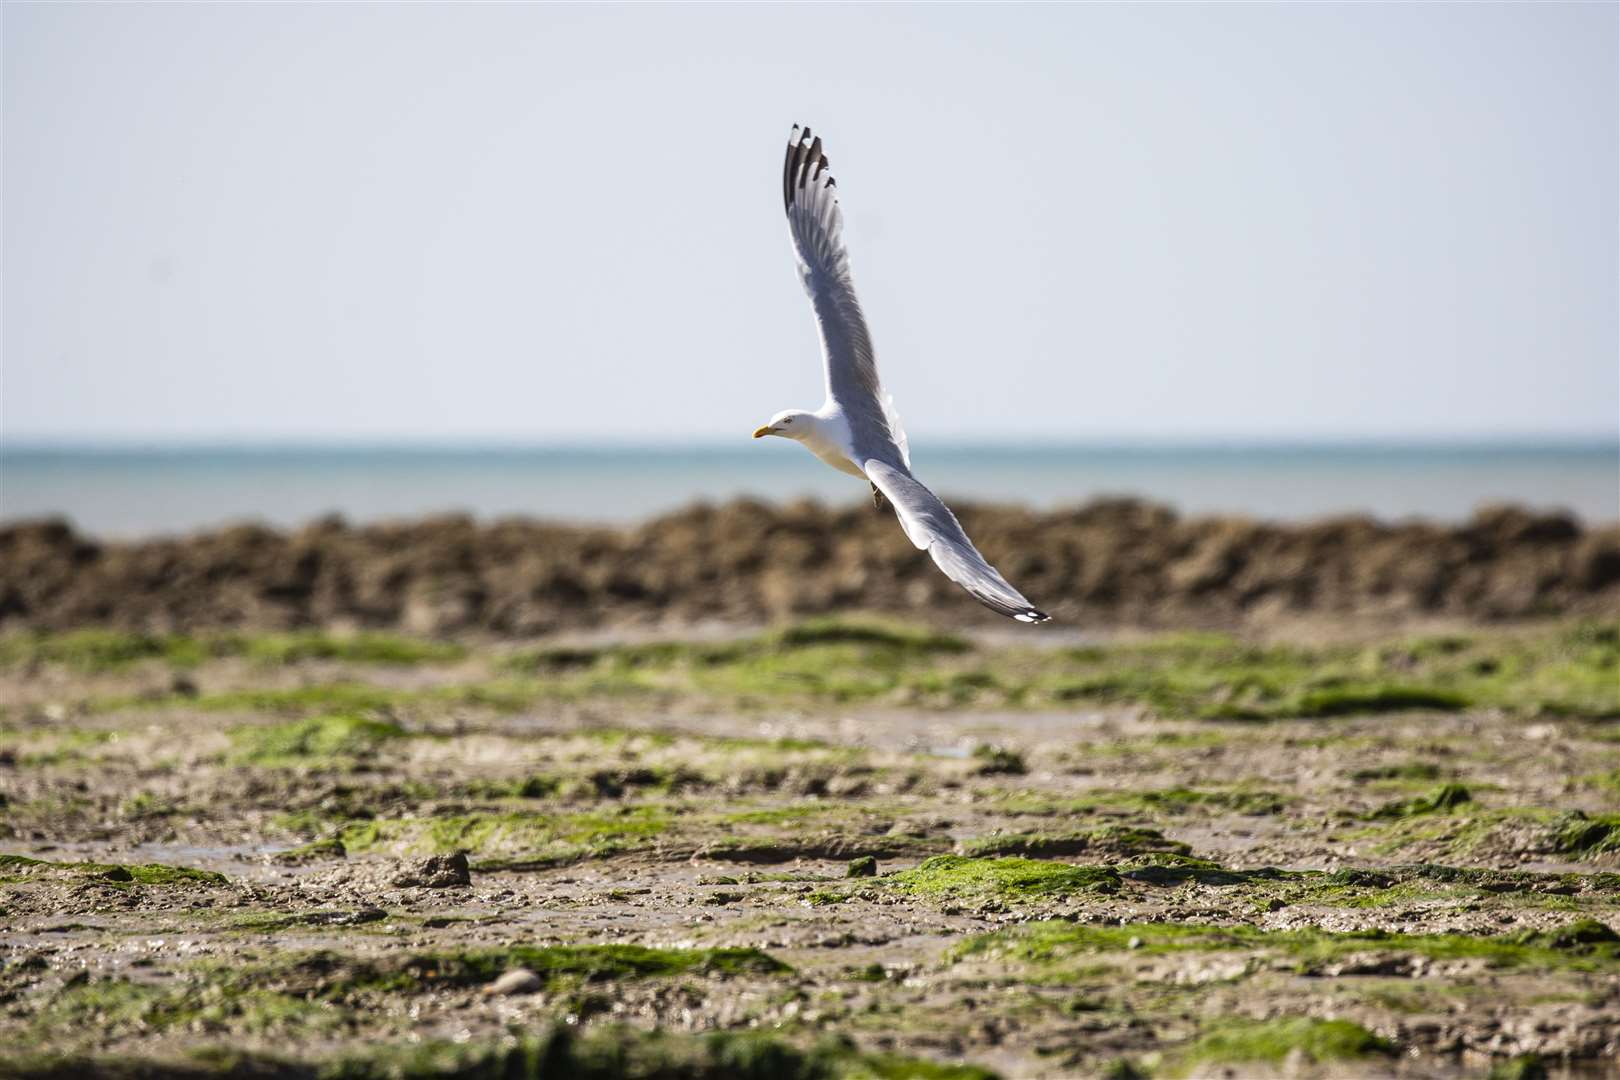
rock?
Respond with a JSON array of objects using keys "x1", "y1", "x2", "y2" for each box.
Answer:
[
  {"x1": 4, "y1": 500, "x2": 1613, "y2": 635},
  {"x1": 333, "y1": 907, "x2": 388, "y2": 926},
  {"x1": 296, "y1": 908, "x2": 387, "y2": 927},
  {"x1": 846, "y1": 856, "x2": 878, "y2": 878},
  {"x1": 391, "y1": 851, "x2": 471, "y2": 889},
  {"x1": 483, "y1": 967, "x2": 543, "y2": 996},
  {"x1": 269, "y1": 837, "x2": 346, "y2": 865}
]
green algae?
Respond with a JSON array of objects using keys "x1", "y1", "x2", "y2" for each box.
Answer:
[
  {"x1": 119, "y1": 792, "x2": 183, "y2": 819},
  {"x1": 0, "y1": 946, "x2": 804, "y2": 1058},
  {"x1": 231, "y1": 908, "x2": 389, "y2": 933},
  {"x1": 12, "y1": 727, "x2": 121, "y2": 767},
  {"x1": 230, "y1": 712, "x2": 408, "y2": 764},
  {"x1": 0, "y1": 629, "x2": 464, "y2": 673},
  {"x1": 119, "y1": 863, "x2": 228, "y2": 886},
  {"x1": 1174, "y1": 1018, "x2": 1392, "y2": 1072},
  {"x1": 503, "y1": 617, "x2": 972, "y2": 705},
  {"x1": 1507, "y1": 917, "x2": 1620, "y2": 950},
  {"x1": 697, "y1": 835, "x2": 934, "y2": 864},
  {"x1": 269, "y1": 837, "x2": 348, "y2": 863},
  {"x1": 0, "y1": 1025, "x2": 998, "y2": 1080},
  {"x1": 1293, "y1": 686, "x2": 1468, "y2": 717},
  {"x1": 0, "y1": 630, "x2": 209, "y2": 673},
  {"x1": 1060, "y1": 623, "x2": 1620, "y2": 719},
  {"x1": 881, "y1": 856, "x2": 1121, "y2": 902},
  {"x1": 1097, "y1": 1058, "x2": 1149, "y2": 1080},
  {"x1": 957, "y1": 826, "x2": 1189, "y2": 860},
  {"x1": 772, "y1": 618, "x2": 970, "y2": 655},
  {"x1": 1552, "y1": 811, "x2": 1620, "y2": 856},
  {"x1": 1489, "y1": 1054, "x2": 1551, "y2": 1080},
  {"x1": 22, "y1": 978, "x2": 332, "y2": 1045},
  {"x1": 95, "y1": 678, "x2": 549, "y2": 719},
  {"x1": 47, "y1": 619, "x2": 1620, "y2": 722},
  {"x1": 281, "y1": 794, "x2": 930, "y2": 869},
  {"x1": 1050, "y1": 634, "x2": 1469, "y2": 720},
  {"x1": 334, "y1": 805, "x2": 674, "y2": 866},
  {"x1": 725, "y1": 803, "x2": 846, "y2": 827},
  {"x1": 0, "y1": 854, "x2": 226, "y2": 887},
  {"x1": 1130, "y1": 786, "x2": 1287, "y2": 815},
  {"x1": 1350, "y1": 761, "x2": 1445, "y2": 783},
  {"x1": 988, "y1": 785, "x2": 1290, "y2": 821},
  {"x1": 467, "y1": 764, "x2": 706, "y2": 800},
  {"x1": 1365, "y1": 783, "x2": 1474, "y2": 819},
  {"x1": 968, "y1": 745, "x2": 1026, "y2": 775},
  {"x1": 510, "y1": 617, "x2": 967, "y2": 672},
  {"x1": 1354, "y1": 805, "x2": 1620, "y2": 862},
  {"x1": 953, "y1": 917, "x2": 1620, "y2": 975},
  {"x1": 1582, "y1": 768, "x2": 1620, "y2": 800},
  {"x1": 229, "y1": 942, "x2": 790, "y2": 998},
  {"x1": 1104, "y1": 855, "x2": 1620, "y2": 910},
  {"x1": 236, "y1": 632, "x2": 465, "y2": 666},
  {"x1": 1243, "y1": 860, "x2": 1618, "y2": 911},
  {"x1": 177, "y1": 683, "x2": 416, "y2": 716},
  {"x1": 490, "y1": 619, "x2": 1620, "y2": 718},
  {"x1": 1116, "y1": 852, "x2": 1300, "y2": 887}
]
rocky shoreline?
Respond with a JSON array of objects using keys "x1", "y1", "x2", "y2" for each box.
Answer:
[{"x1": 3, "y1": 498, "x2": 1617, "y2": 635}]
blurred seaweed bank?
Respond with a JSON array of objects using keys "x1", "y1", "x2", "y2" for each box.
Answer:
[{"x1": 2, "y1": 499, "x2": 1616, "y2": 635}]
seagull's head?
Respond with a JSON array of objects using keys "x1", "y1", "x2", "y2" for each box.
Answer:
[{"x1": 752, "y1": 410, "x2": 813, "y2": 440}]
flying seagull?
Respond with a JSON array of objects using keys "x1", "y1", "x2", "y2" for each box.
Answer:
[{"x1": 753, "y1": 125, "x2": 1050, "y2": 624}]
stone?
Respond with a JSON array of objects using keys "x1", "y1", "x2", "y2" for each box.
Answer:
[
  {"x1": 483, "y1": 967, "x2": 542, "y2": 996},
  {"x1": 392, "y1": 851, "x2": 471, "y2": 889}
]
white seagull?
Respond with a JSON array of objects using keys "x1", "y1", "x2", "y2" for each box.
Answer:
[{"x1": 753, "y1": 125, "x2": 1050, "y2": 624}]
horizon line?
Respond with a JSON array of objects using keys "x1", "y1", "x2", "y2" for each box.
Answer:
[{"x1": 4, "y1": 434, "x2": 1617, "y2": 454}]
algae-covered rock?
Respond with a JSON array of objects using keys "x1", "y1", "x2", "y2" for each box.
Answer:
[{"x1": 6, "y1": 501, "x2": 1615, "y2": 632}]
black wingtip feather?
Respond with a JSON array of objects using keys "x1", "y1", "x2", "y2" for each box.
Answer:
[{"x1": 783, "y1": 124, "x2": 835, "y2": 212}]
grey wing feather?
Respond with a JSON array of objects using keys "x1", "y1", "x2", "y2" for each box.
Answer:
[
  {"x1": 783, "y1": 125, "x2": 908, "y2": 466},
  {"x1": 865, "y1": 460, "x2": 1050, "y2": 624}
]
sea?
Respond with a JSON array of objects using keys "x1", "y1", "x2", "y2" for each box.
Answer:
[{"x1": 1, "y1": 441, "x2": 1615, "y2": 538}]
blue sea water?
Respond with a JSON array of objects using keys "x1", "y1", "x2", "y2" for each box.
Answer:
[{"x1": 1, "y1": 442, "x2": 1615, "y2": 537}]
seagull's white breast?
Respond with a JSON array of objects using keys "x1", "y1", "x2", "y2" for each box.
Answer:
[{"x1": 803, "y1": 410, "x2": 866, "y2": 478}]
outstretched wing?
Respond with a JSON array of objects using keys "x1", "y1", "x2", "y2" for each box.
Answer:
[
  {"x1": 783, "y1": 125, "x2": 908, "y2": 466},
  {"x1": 865, "y1": 460, "x2": 1050, "y2": 624}
]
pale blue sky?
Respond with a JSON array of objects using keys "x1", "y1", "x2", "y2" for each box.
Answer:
[{"x1": 4, "y1": 3, "x2": 1616, "y2": 444}]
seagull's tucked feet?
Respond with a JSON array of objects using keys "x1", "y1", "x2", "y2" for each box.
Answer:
[{"x1": 871, "y1": 483, "x2": 888, "y2": 512}]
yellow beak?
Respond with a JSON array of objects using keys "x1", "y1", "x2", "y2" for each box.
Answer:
[{"x1": 752, "y1": 425, "x2": 774, "y2": 439}]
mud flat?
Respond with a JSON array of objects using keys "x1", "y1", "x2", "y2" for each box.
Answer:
[{"x1": 1, "y1": 617, "x2": 1618, "y2": 1077}]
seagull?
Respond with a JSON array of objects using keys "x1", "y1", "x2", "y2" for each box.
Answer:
[{"x1": 752, "y1": 125, "x2": 1050, "y2": 624}]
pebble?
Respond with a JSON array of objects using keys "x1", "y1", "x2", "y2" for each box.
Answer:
[
  {"x1": 391, "y1": 851, "x2": 471, "y2": 889},
  {"x1": 483, "y1": 967, "x2": 542, "y2": 996}
]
